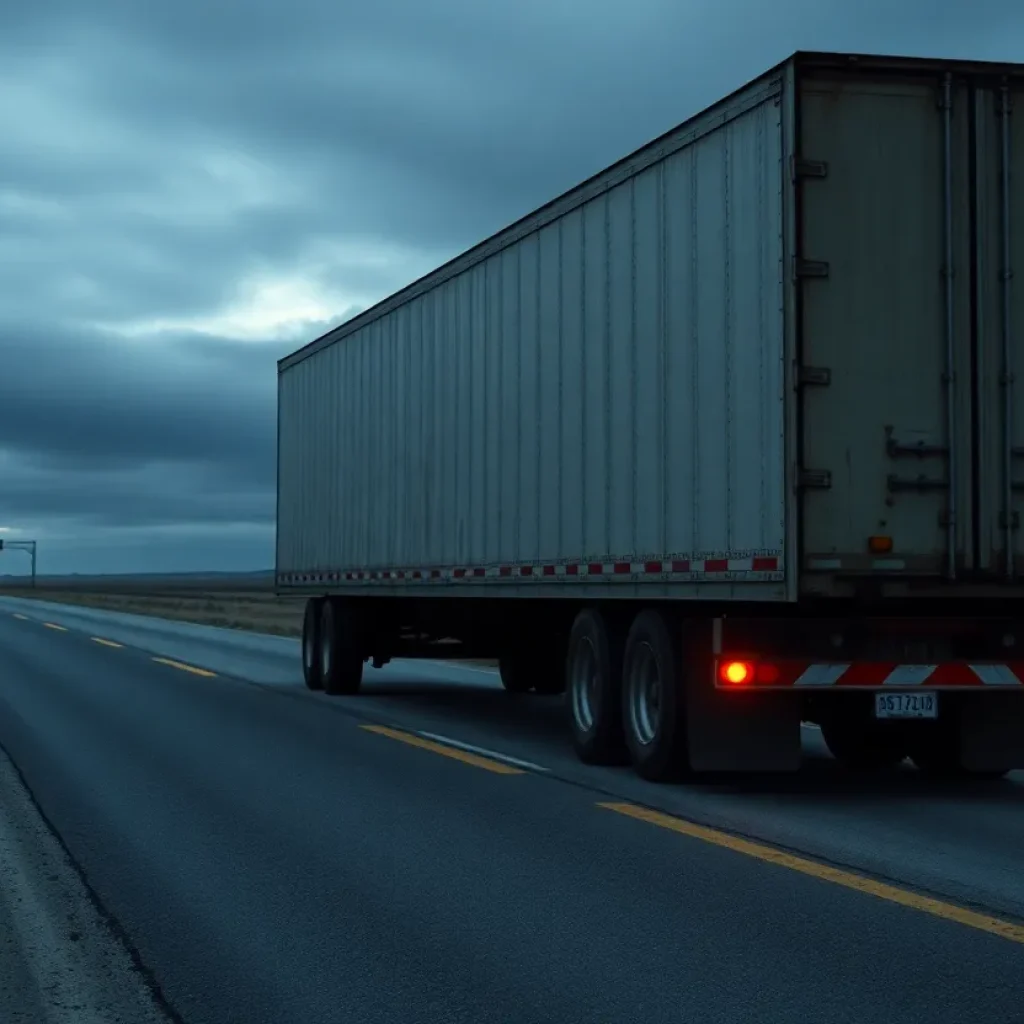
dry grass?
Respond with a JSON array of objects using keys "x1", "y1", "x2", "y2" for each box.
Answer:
[
  {"x1": 0, "y1": 580, "x2": 500, "y2": 667},
  {"x1": 0, "y1": 586, "x2": 307, "y2": 637}
]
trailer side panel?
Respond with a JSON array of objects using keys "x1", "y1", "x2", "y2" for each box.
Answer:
[{"x1": 277, "y1": 80, "x2": 787, "y2": 596}]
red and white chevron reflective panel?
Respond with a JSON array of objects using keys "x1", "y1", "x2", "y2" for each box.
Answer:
[{"x1": 718, "y1": 660, "x2": 1024, "y2": 688}]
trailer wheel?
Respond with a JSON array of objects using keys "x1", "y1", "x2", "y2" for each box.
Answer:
[
  {"x1": 320, "y1": 599, "x2": 364, "y2": 696},
  {"x1": 498, "y1": 656, "x2": 533, "y2": 694},
  {"x1": 908, "y1": 728, "x2": 1009, "y2": 781},
  {"x1": 621, "y1": 610, "x2": 687, "y2": 782},
  {"x1": 498, "y1": 653, "x2": 565, "y2": 695},
  {"x1": 819, "y1": 718, "x2": 905, "y2": 772},
  {"x1": 301, "y1": 598, "x2": 324, "y2": 691},
  {"x1": 532, "y1": 662, "x2": 566, "y2": 696},
  {"x1": 566, "y1": 609, "x2": 627, "y2": 765}
]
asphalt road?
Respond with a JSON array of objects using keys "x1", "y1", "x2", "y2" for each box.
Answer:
[{"x1": 1, "y1": 596, "x2": 1024, "y2": 1024}]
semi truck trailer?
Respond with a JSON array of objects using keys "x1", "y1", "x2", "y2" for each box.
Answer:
[{"x1": 276, "y1": 50, "x2": 1024, "y2": 781}]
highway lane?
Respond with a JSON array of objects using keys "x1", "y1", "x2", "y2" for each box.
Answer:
[
  {"x1": 4, "y1": 596, "x2": 1024, "y2": 922},
  {"x1": 0, "y1": 601, "x2": 1024, "y2": 1022}
]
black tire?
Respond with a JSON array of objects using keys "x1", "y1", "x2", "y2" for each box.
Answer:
[
  {"x1": 320, "y1": 599, "x2": 364, "y2": 696},
  {"x1": 532, "y1": 665, "x2": 566, "y2": 695},
  {"x1": 498, "y1": 650, "x2": 565, "y2": 695},
  {"x1": 301, "y1": 598, "x2": 324, "y2": 691},
  {"x1": 621, "y1": 610, "x2": 688, "y2": 782},
  {"x1": 820, "y1": 718, "x2": 906, "y2": 772},
  {"x1": 565, "y1": 609, "x2": 627, "y2": 765},
  {"x1": 908, "y1": 727, "x2": 1009, "y2": 781},
  {"x1": 498, "y1": 655, "x2": 534, "y2": 694}
]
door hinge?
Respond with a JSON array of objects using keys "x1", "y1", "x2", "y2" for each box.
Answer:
[
  {"x1": 887, "y1": 473, "x2": 948, "y2": 493},
  {"x1": 797, "y1": 365, "x2": 831, "y2": 386},
  {"x1": 793, "y1": 258, "x2": 830, "y2": 280},
  {"x1": 885, "y1": 426, "x2": 948, "y2": 459},
  {"x1": 791, "y1": 157, "x2": 828, "y2": 181},
  {"x1": 799, "y1": 468, "x2": 832, "y2": 489}
]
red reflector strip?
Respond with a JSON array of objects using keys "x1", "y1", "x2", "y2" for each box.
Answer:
[
  {"x1": 842, "y1": 662, "x2": 899, "y2": 686},
  {"x1": 281, "y1": 552, "x2": 784, "y2": 588}
]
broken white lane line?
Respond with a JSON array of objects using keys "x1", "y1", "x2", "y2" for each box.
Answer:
[{"x1": 416, "y1": 732, "x2": 549, "y2": 773}]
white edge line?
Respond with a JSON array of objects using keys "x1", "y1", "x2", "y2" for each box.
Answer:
[{"x1": 417, "y1": 731, "x2": 549, "y2": 772}]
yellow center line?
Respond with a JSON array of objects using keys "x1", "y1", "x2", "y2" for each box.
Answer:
[
  {"x1": 91, "y1": 637, "x2": 123, "y2": 649},
  {"x1": 598, "y1": 801, "x2": 1024, "y2": 945},
  {"x1": 360, "y1": 724, "x2": 524, "y2": 775},
  {"x1": 151, "y1": 657, "x2": 216, "y2": 678},
  {"x1": 43, "y1": 622, "x2": 68, "y2": 632},
  {"x1": 12, "y1": 613, "x2": 29, "y2": 620}
]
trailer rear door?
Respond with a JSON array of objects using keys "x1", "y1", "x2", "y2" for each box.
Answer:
[{"x1": 793, "y1": 59, "x2": 1019, "y2": 587}]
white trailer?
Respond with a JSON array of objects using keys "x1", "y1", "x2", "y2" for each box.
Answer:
[{"x1": 277, "y1": 51, "x2": 1024, "y2": 780}]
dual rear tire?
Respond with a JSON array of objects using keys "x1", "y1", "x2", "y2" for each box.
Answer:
[
  {"x1": 301, "y1": 597, "x2": 364, "y2": 696},
  {"x1": 565, "y1": 608, "x2": 687, "y2": 781},
  {"x1": 817, "y1": 707, "x2": 1010, "y2": 781},
  {"x1": 499, "y1": 652, "x2": 565, "y2": 695}
]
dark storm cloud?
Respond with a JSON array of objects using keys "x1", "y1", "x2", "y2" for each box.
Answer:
[
  {"x1": 0, "y1": 321, "x2": 283, "y2": 474},
  {"x1": 0, "y1": 456, "x2": 273, "y2": 529},
  {"x1": 0, "y1": 322, "x2": 287, "y2": 571},
  {"x1": 3, "y1": 0, "x2": 1024, "y2": 572}
]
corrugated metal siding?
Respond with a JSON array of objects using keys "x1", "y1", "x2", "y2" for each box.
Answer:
[{"x1": 277, "y1": 88, "x2": 786, "y2": 581}]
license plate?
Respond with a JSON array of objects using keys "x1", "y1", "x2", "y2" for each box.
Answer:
[{"x1": 874, "y1": 691, "x2": 938, "y2": 719}]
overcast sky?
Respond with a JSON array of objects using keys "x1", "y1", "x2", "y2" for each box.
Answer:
[{"x1": 1, "y1": 1, "x2": 1019, "y2": 575}]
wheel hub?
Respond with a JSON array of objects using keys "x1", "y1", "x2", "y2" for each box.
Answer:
[
  {"x1": 320, "y1": 617, "x2": 332, "y2": 678},
  {"x1": 627, "y1": 642, "x2": 661, "y2": 746},
  {"x1": 570, "y1": 638, "x2": 598, "y2": 731}
]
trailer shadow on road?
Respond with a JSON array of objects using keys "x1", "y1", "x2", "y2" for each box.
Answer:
[
  {"x1": 703, "y1": 755, "x2": 1024, "y2": 803},
  {"x1": 356, "y1": 676, "x2": 1024, "y2": 805}
]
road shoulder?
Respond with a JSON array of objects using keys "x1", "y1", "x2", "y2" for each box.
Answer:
[{"x1": 0, "y1": 745, "x2": 172, "y2": 1024}]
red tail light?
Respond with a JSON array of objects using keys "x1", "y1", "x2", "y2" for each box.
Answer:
[
  {"x1": 717, "y1": 659, "x2": 781, "y2": 686},
  {"x1": 719, "y1": 660, "x2": 753, "y2": 685}
]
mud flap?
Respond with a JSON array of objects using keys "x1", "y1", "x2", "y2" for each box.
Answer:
[
  {"x1": 959, "y1": 693, "x2": 1024, "y2": 772},
  {"x1": 683, "y1": 620, "x2": 802, "y2": 773}
]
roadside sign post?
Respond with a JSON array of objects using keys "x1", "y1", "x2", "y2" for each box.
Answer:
[{"x1": 0, "y1": 539, "x2": 37, "y2": 587}]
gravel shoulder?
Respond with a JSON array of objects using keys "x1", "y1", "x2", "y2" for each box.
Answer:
[{"x1": 0, "y1": 745, "x2": 170, "y2": 1024}]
